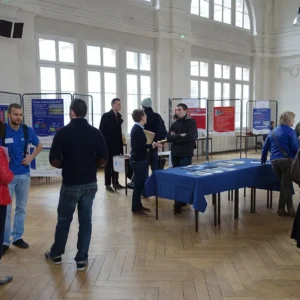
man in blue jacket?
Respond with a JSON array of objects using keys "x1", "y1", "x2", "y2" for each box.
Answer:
[{"x1": 261, "y1": 111, "x2": 298, "y2": 217}]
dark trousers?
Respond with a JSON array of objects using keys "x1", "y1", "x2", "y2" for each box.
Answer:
[
  {"x1": 50, "y1": 182, "x2": 98, "y2": 262},
  {"x1": 130, "y1": 160, "x2": 149, "y2": 212},
  {"x1": 105, "y1": 155, "x2": 119, "y2": 187},
  {"x1": 291, "y1": 203, "x2": 300, "y2": 247},
  {"x1": 0, "y1": 205, "x2": 7, "y2": 259},
  {"x1": 148, "y1": 150, "x2": 159, "y2": 172},
  {"x1": 172, "y1": 156, "x2": 192, "y2": 168},
  {"x1": 271, "y1": 159, "x2": 294, "y2": 210}
]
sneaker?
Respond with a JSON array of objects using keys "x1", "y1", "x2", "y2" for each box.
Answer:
[
  {"x1": 116, "y1": 183, "x2": 125, "y2": 189},
  {"x1": 12, "y1": 239, "x2": 29, "y2": 249},
  {"x1": 0, "y1": 276, "x2": 13, "y2": 285},
  {"x1": 44, "y1": 251, "x2": 62, "y2": 265},
  {"x1": 2, "y1": 245, "x2": 9, "y2": 255},
  {"x1": 106, "y1": 186, "x2": 115, "y2": 193},
  {"x1": 77, "y1": 260, "x2": 88, "y2": 271},
  {"x1": 141, "y1": 206, "x2": 151, "y2": 212}
]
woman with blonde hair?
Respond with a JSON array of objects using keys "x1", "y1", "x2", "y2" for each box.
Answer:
[
  {"x1": 0, "y1": 120, "x2": 14, "y2": 284},
  {"x1": 261, "y1": 111, "x2": 299, "y2": 217}
]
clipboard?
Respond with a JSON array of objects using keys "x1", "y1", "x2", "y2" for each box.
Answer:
[{"x1": 143, "y1": 130, "x2": 155, "y2": 144}]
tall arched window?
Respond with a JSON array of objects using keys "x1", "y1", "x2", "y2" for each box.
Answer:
[{"x1": 191, "y1": 0, "x2": 252, "y2": 31}]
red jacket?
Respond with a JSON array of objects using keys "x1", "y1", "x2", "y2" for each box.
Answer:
[{"x1": 0, "y1": 147, "x2": 14, "y2": 205}]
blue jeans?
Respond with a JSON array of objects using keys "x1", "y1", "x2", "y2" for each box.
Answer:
[
  {"x1": 50, "y1": 182, "x2": 98, "y2": 262},
  {"x1": 130, "y1": 160, "x2": 149, "y2": 212},
  {"x1": 4, "y1": 174, "x2": 31, "y2": 246}
]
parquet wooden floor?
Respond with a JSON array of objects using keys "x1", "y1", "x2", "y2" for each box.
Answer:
[{"x1": 1, "y1": 156, "x2": 300, "y2": 299}]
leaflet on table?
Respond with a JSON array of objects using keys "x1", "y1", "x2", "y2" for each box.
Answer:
[
  {"x1": 226, "y1": 160, "x2": 245, "y2": 165},
  {"x1": 182, "y1": 165, "x2": 205, "y2": 171},
  {"x1": 187, "y1": 171, "x2": 213, "y2": 176},
  {"x1": 213, "y1": 162, "x2": 235, "y2": 167}
]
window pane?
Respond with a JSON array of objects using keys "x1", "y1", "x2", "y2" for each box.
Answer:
[
  {"x1": 141, "y1": 76, "x2": 151, "y2": 95},
  {"x1": 214, "y1": 82, "x2": 222, "y2": 98},
  {"x1": 200, "y1": 62, "x2": 209, "y2": 77},
  {"x1": 191, "y1": 0, "x2": 199, "y2": 15},
  {"x1": 127, "y1": 114, "x2": 135, "y2": 134},
  {"x1": 235, "y1": 84, "x2": 242, "y2": 99},
  {"x1": 244, "y1": 14, "x2": 250, "y2": 30},
  {"x1": 236, "y1": 11, "x2": 243, "y2": 27},
  {"x1": 214, "y1": 64, "x2": 222, "y2": 78},
  {"x1": 59, "y1": 41, "x2": 74, "y2": 63},
  {"x1": 244, "y1": 1, "x2": 248, "y2": 14},
  {"x1": 88, "y1": 71, "x2": 101, "y2": 93},
  {"x1": 39, "y1": 39, "x2": 56, "y2": 61},
  {"x1": 214, "y1": 4, "x2": 222, "y2": 21},
  {"x1": 236, "y1": 0, "x2": 243, "y2": 12},
  {"x1": 127, "y1": 94, "x2": 138, "y2": 115},
  {"x1": 90, "y1": 93, "x2": 101, "y2": 114},
  {"x1": 200, "y1": 81, "x2": 208, "y2": 98},
  {"x1": 104, "y1": 73, "x2": 117, "y2": 111},
  {"x1": 223, "y1": 83, "x2": 230, "y2": 98},
  {"x1": 191, "y1": 80, "x2": 199, "y2": 98},
  {"x1": 126, "y1": 51, "x2": 138, "y2": 70},
  {"x1": 40, "y1": 67, "x2": 56, "y2": 92},
  {"x1": 243, "y1": 68, "x2": 250, "y2": 81},
  {"x1": 105, "y1": 93, "x2": 117, "y2": 112},
  {"x1": 60, "y1": 69, "x2": 75, "y2": 93},
  {"x1": 223, "y1": 7, "x2": 231, "y2": 24},
  {"x1": 191, "y1": 61, "x2": 199, "y2": 76},
  {"x1": 243, "y1": 84, "x2": 249, "y2": 99},
  {"x1": 103, "y1": 48, "x2": 116, "y2": 67},
  {"x1": 224, "y1": 0, "x2": 231, "y2": 8},
  {"x1": 87, "y1": 46, "x2": 101, "y2": 66},
  {"x1": 200, "y1": 0, "x2": 209, "y2": 18},
  {"x1": 236, "y1": 67, "x2": 242, "y2": 80},
  {"x1": 214, "y1": 0, "x2": 222, "y2": 5},
  {"x1": 127, "y1": 74, "x2": 138, "y2": 94},
  {"x1": 140, "y1": 53, "x2": 151, "y2": 71},
  {"x1": 223, "y1": 65, "x2": 230, "y2": 79}
]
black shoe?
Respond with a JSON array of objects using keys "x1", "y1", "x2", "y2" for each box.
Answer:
[
  {"x1": 127, "y1": 182, "x2": 134, "y2": 189},
  {"x1": 2, "y1": 245, "x2": 9, "y2": 255},
  {"x1": 173, "y1": 202, "x2": 182, "y2": 215},
  {"x1": 0, "y1": 276, "x2": 13, "y2": 285},
  {"x1": 116, "y1": 183, "x2": 125, "y2": 189},
  {"x1": 12, "y1": 239, "x2": 29, "y2": 249},
  {"x1": 106, "y1": 186, "x2": 115, "y2": 193},
  {"x1": 277, "y1": 209, "x2": 289, "y2": 217},
  {"x1": 45, "y1": 251, "x2": 62, "y2": 265},
  {"x1": 77, "y1": 260, "x2": 88, "y2": 271}
]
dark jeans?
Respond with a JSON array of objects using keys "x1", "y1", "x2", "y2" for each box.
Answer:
[
  {"x1": 271, "y1": 159, "x2": 294, "y2": 210},
  {"x1": 0, "y1": 205, "x2": 7, "y2": 260},
  {"x1": 130, "y1": 160, "x2": 149, "y2": 212},
  {"x1": 291, "y1": 203, "x2": 300, "y2": 247},
  {"x1": 105, "y1": 155, "x2": 119, "y2": 187},
  {"x1": 148, "y1": 150, "x2": 159, "y2": 172},
  {"x1": 50, "y1": 182, "x2": 98, "y2": 262},
  {"x1": 172, "y1": 156, "x2": 192, "y2": 168}
]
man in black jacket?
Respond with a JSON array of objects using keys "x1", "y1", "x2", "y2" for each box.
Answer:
[
  {"x1": 100, "y1": 98, "x2": 124, "y2": 192},
  {"x1": 141, "y1": 98, "x2": 167, "y2": 172},
  {"x1": 167, "y1": 103, "x2": 197, "y2": 214},
  {"x1": 167, "y1": 103, "x2": 197, "y2": 167}
]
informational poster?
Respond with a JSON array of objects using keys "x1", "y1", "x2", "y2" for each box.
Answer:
[
  {"x1": 188, "y1": 108, "x2": 207, "y2": 137},
  {"x1": 30, "y1": 147, "x2": 61, "y2": 177},
  {"x1": 253, "y1": 108, "x2": 271, "y2": 134},
  {"x1": 0, "y1": 105, "x2": 8, "y2": 122},
  {"x1": 256, "y1": 101, "x2": 269, "y2": 109},
  {"x1": 32, "y1": 99, "x2": 64, "y2": 138},
  {"x1": 213, "y1": 106, "x2": 235, "y2": 135}
]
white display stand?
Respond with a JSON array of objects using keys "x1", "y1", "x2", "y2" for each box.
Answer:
[
  {"x1": 158, "y1": 151, "x2": 172, "y2": 168},
  {"x1": 113, "y1": 155, "x2": 126, "y2": 173}
]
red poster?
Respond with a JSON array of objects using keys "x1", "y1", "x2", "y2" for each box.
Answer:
[
  {"x1": 188, "y1": 108, "x2": 206, "y2": 130},
  {"x1": 213, "y1": 106, "x2": 235, "y2": 133}
]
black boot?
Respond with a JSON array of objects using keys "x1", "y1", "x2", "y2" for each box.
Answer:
[{"x1": 173, "y1": 201, "x2": 182, "y2": 215}]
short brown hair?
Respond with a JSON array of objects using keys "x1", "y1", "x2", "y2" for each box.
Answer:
[
  {"x1": 177, "y1": 103, "x2": 188, "y2": 111},
  {"x1": 132, "y1": 109, "x2": 145, "y2": 122},
  {"x1": 111, "y1": 98, "x2": 120, "y2": 106},
  {"x1": 8, "y1": 103, "x2": 22, "y2": 113}
]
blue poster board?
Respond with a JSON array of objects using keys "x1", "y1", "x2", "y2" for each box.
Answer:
[
  {"x1": 253, "y1": 108, "x2": 271, "y2": 134},
  {"x1": 32, "y1": 99, "x2": 64, "y2": 137},
  {"x1": 0, "y1": 105, "x2": 8, "y2": 122}
]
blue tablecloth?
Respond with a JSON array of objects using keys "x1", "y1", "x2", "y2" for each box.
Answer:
[{"x1": 144, "y1": 158, "x2": 281, "y2": 213}]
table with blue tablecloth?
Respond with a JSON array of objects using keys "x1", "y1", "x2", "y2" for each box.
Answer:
[{"x1": 144, "y1": 158, "x2": 281, "y2": 231}]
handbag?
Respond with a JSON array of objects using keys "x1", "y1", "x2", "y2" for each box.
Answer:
[{"x1": 272, "y1": 130, "x2": 300, "y2": 185}]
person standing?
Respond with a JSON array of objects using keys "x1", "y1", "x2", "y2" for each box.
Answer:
[
  {"x1": 130, "y1": 109, "x2": 161, "y2": 216},
  {"x1": 0, "y1": 104, "x2": 42, "y2": 254},
  {"x1": 261, "y1": 111, "x2": 298, "y2": 217},
  {"x1": 100, "y1": 98, "x2": 124, "y2": 192},
  {"x1": 167, "y1": 103, "x2": 197, "y2": 214},
  {"x1": 45, "y1": 99, "x2": 107, "y2": 271},
  {"x1": 0, "y1": 121, "x2": 14, "y2": 285},
  {"x1": 141, "y1": 98, "x2": 167, "y2": 172}
]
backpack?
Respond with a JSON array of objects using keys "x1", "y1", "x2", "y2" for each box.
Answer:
[{"x1": 1, "y1": 123, "x2": 29, "y2": 156}]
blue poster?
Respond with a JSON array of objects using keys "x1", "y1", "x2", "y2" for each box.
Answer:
[
  {"x1": 32, "y1": 99, "x2": 64, "y2": 136},
  {"x1": 0, "y1": 105, "x2": 8, "y2": 122},
  {"x1": 253, "y1": 108, "x2": 271, "y2": 134}
]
